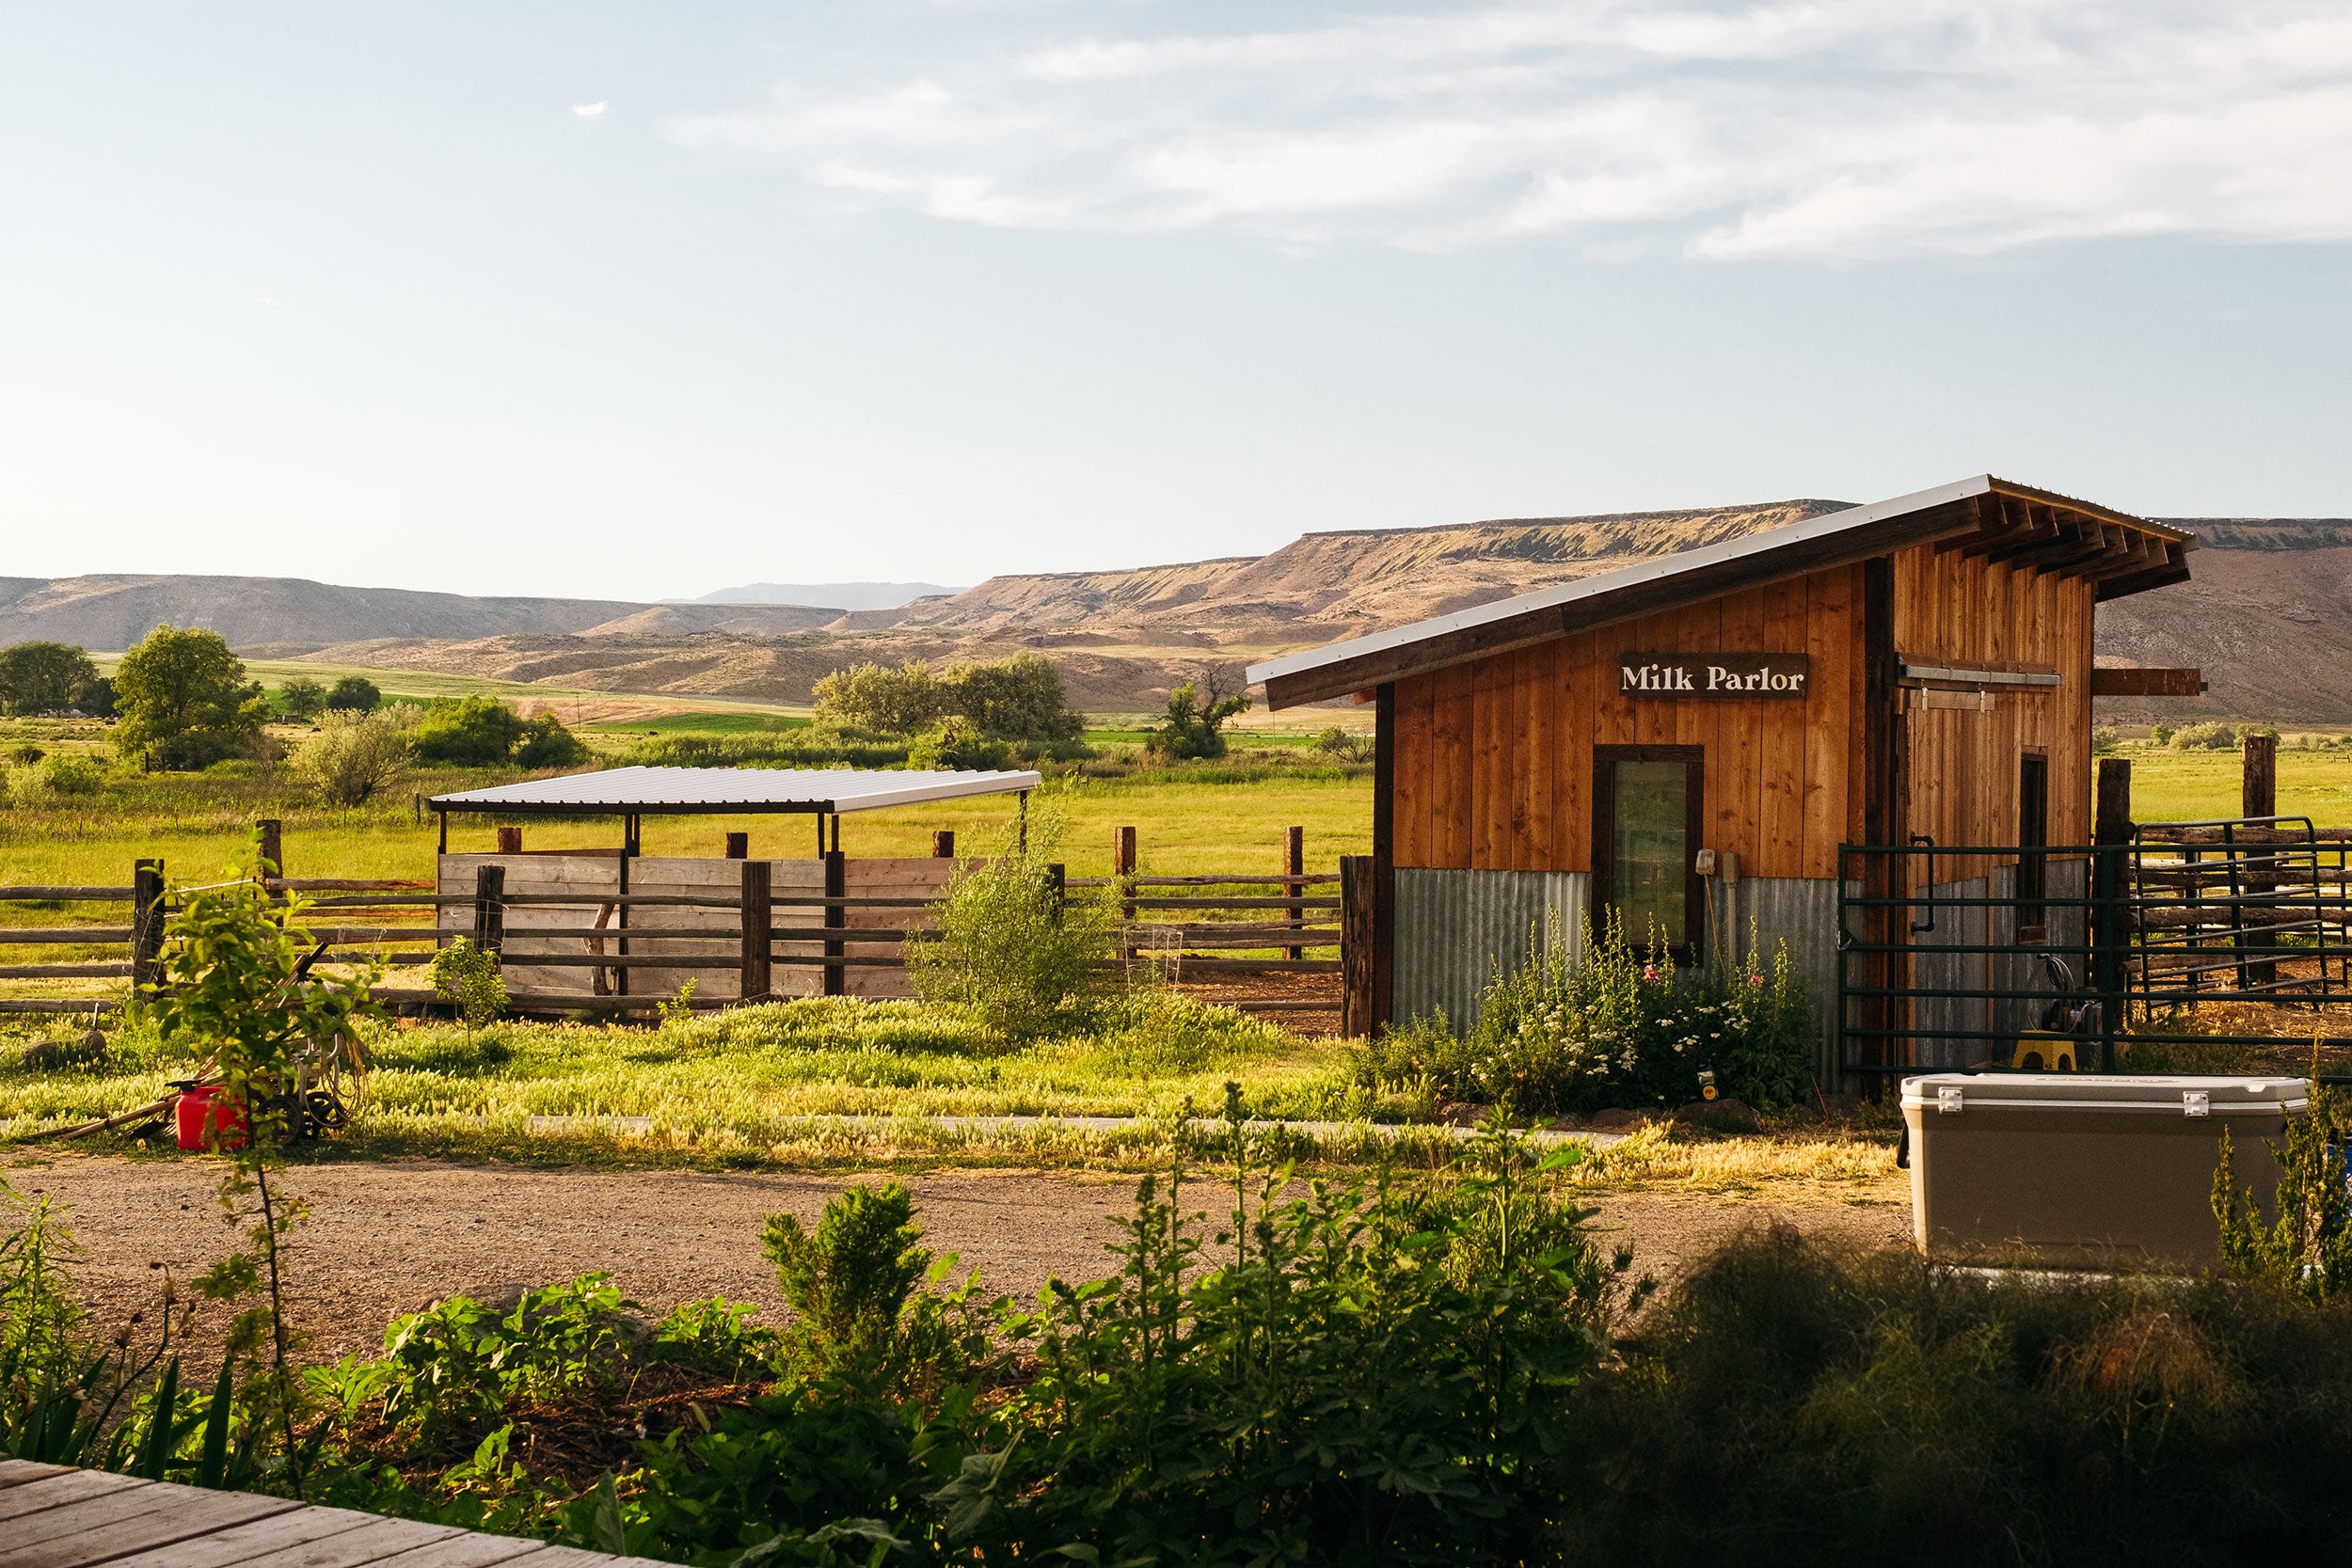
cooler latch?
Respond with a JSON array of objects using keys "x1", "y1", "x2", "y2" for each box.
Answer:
[
  {"x1": 2183, "y1": 1091, "x2": 2210, "y2": 1117},
  {"x1": 1937, "y1": 1086, "x2": 1963, "y2": 1115}
]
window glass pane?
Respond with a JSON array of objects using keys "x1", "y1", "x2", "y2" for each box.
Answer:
[{"x1": 1613, "y1": 760, "x2": 1687, "y2": 947}]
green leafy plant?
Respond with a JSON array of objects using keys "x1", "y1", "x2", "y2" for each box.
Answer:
[
  {"x1": 428, "y1": 937, "x2": 508, "y2": 1033},
  {"x1": 2215, "y1": 1076, "x2": 2352, "y2": 1305},
  {"x1": 324, "y1": 675, "x2": 382, "y2": 713},
  {"x1": 1146, "y1": 668, "x2": 1249, "y2": 760},
  {"x1": 657, "y1": 978, "x2": 698, "y2": 1027},
  {"x1": 113, "y1": 625, "x2": 266, "y2": 770},
  {"x1": 0, "y1": 641, "x2": 103, "y2": 716},
  {"x1": 278, "y1": 675, "x2": 328, "y2": 721},
  {"x1": 1356, "y1": 913, "x2": 1814, "y2": 1115},
  {"x1": 761, "y1": 1183, "x2": 990, "y2": 1392},
  {"x1": 906, "y1": 714, "x2": 1011, "y2": 770},
  {"x1": 145, "y1": 840, "x2": 385, "y2": 1496},
  {"x1": 291, "y1": 710, "x2": 409, "y2": 807},
  {"x1": 905, "y1": 800, "x2": 1117, "y2": 1038}
]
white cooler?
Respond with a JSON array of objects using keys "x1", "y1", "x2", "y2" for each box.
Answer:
[{"x1": 1900, "y1": 1072, "x2": 2309, "y2": 1267}]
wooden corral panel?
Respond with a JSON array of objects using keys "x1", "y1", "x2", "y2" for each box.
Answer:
[
  {"x1": 1391, "y1": 562, "x2": 1867, "y2": 879},
  {"x1": 841, "y1": 858, "x2": 955, "y2": 1000}
]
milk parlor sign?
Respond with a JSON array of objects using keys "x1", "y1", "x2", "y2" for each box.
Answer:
[{"x1": 1619, "y1": 653, "x2": 1811, "y2": 698}]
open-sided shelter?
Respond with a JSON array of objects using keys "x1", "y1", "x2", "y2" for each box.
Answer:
[
  {"x1": 427, "y1": 765, "x2": 1041, "y2": 1004},
  {"x1": 1247, "y1": 475, "x2": 2200, "y2": 1081}
]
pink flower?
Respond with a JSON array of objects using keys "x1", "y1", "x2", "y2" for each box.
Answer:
[
  {"x1": 1747, "y1": 973, "x2": 1764, "y2": 987},
  {"x1": 1641, "y1": 965, "x2": 1660, "y2": 982}
]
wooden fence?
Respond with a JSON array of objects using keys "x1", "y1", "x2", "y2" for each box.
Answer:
[{"x1": 0, "y1": 822, "x2": 1368, "y2": 1028}]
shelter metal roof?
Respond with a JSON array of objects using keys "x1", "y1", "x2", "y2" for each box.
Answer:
[
  {"x1": 1244, "y1": 473, "x2": 2195, "y2": 709},
  {"x1": 428, "y1": 766, "x2": 1042, "y2": 816}
]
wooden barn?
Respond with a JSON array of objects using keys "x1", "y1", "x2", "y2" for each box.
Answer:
[{"x1": 1247, "y1": 475, "x2": 2201, "y2": 1082}]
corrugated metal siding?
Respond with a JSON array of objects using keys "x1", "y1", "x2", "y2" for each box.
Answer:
[
  {"x1": 1720, "y1": 875, "x2": 1845, "y2": 1087},
  {"x1": 1393, "y1": 870, "x2": 1588, "y2": 1034},
  {"x1": 1394, "y1": 870, "x2": 1845, "y2": 1084}
]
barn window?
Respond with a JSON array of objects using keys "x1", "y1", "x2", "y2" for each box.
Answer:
[
  {"x1": 2017, "y1": 751, "x2": 2049, "y2": 937},
  {"x1": 1593, "y1": 745, "x2": 1705, "y2": 960}
]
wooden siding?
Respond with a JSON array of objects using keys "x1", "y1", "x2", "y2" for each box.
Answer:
[
  {"x1": 1892, "y1": 546, "x2": 2096, "y2": 856},
  {"x1": 1391, "y1": 563, "x2": 1867, "y2": 879}
]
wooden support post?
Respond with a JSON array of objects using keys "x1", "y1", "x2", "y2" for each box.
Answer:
[
  {"x1": 471, "y1": 863, "x2": 506, "y2": 955},
  {"x1": 932, "y1": 830, "x2": 956, "y2": 858},
  {"x1": 822, "y1": 850, "x2": 846, "y2": 997},
  {"x1": 739, "y1": 858, "x2": 771, "y2": 1003},
  {"x1": 1284, "y1": 825, "x2": 1305, "y2": 959},
  {"x1": 132, "y1": 859, "x2": 165, "y2": 993},
  {"x1": 2239, "y1": 736, "x2": 2279, "y2": 985},
  {"x1": 1858, "y1": 556, "x2": 1900, "y2": 1095},
  {"x1": 2092, "y1": 757, "x2": 2133, "y2": 1069},
  {"x1": 497, "y1": 826, "x2": 524, "y2": 854},
  {"x1": 2242, "y1": 734, "x2": 2277, "y2": 819},
  {"x1": 613, "y1": 851, "x2": 629, "y2": 997},
  {"x1": 1048, "y1": 863, "x2": 1066, "y2": 924},
  {"x1": 256, "y1": 818, "x2": 283, "y2": 890},
  {"x1": 1114, "y1": 826, "x2": 1137, "y2": 922},
  {"x1": 1341, "y1": 855, "x2": 1375, "y2": 1038},
  {"x1": 724, "y1": 832, "x2": 749, "y2": 860},
  {"x1": 1372, "y1": 684, "x2": 1395, "y2": 1035}
]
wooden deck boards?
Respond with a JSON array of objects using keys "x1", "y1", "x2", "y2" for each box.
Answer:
[{"x1": 0, "y1": 1465, "x2": 670, "y2": 1568}]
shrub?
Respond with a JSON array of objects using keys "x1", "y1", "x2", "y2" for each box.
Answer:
[
  {"x1": 2151, "y1": 721, "x2": 2174, "y2": 745},
  {"x1": 2237, "y1": 721, "x2": 2280, "y2": 747},
  {"x1": 1357, "y1": 916, "x2": 1815, "y2": 1116},
  {"x1": 428, "y1": 937, "x2": 508, "y2": 1031},
  {"x1": 40, "y1": 755, "x2": 105, "y2": 797},
  {"x1": 324, "y1": 675, "x2": 381, "y2": 713},
  {"x1": 811, "y1": 659, "x2": 947, "y2": 735},
  {"x1": 291, "y1": 711, "x2": 409, "y2": 806},
  {"x1": 905, "y1": 803, "x2": 1116, "y2": 1038},
  {"x1": 1314, "y1": 725, "x2": 1373, "y2": 762},
  {"x1": 907, "y1": 714, "x2": 1011, "y2": 770},
  {"x1": 2215, "y1": 1080, "x2": 2352, "y2": 1305},
  {"x1": 762, "y1": 1182, "x2": 987, "y2": 1392},
  {"x1": 940, "y1": 651, "x2": 1084, "y2": 746},
  {"x1": 2091, "y1": 724, "x2": 2119, "y2": 755},
  {"x1": 409, "y1": 697, "x2": 527, "y2": 767},
  {"x1": 2169, "y1": 721, "x2": 2234, "y2": 751},
  {"x1": 8, "y1": 743, "x2": 41, "y2": 765}
]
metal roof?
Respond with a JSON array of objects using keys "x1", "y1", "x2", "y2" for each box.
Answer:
[
  {"x1": 429, "y1": 766, "x2": 1042, "y2": 816},
  {"x1": 1245, "y1": 474, "x2": 2193, "y2": 708}
]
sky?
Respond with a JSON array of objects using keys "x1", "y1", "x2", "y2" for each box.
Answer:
[{"x1": 2, "y1": 1, "x2": 2347, "y2": 602}]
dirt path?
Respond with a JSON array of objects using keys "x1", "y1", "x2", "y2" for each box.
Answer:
[{"x1": 4, "y1": 1154, "x2": 1910, "y2": 1363}]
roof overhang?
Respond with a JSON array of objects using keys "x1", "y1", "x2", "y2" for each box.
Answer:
[
  {"x1": 1245, "y1": 475, "x2": 2193, "y2": 709},
  {"x1": 428, "y1": 765, "x2": 1043, "y2": 816}
]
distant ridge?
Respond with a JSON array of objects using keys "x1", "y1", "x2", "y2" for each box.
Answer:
[
  {"x1": 3, "y1": 499, "x2": 2346, "y2": 719},
  {"x1": 684, "y1": 582, "x2": 963, "y2": 610}
]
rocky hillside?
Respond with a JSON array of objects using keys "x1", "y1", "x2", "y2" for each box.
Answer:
[{"x1": 5, "y1": 504, "x2": 2345, "y2": 719}]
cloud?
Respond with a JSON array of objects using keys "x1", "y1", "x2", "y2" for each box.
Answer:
[
  {"x1": 662, "y1": 0, "x2": 2352, "y2": 257},
  {"x1": 572, "y1": 101, "x2": 609, "y2": 118}
]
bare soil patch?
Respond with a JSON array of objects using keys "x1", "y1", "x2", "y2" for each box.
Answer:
[{"x1": 5, "y1": 1153, "x2": 1910, "y2": 1365}]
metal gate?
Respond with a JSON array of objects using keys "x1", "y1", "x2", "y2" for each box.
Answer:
[{"x1": 1836, "y1": 818, "x2": 2347, "y2": 1085}]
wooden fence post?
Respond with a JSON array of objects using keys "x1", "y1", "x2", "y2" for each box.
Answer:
[
  {"x1": 1114, "y1": 826, "x2": 1137, "y2": 922},
  {"x1": 2091, "y1": 758, "x2": 2134, "y2": 1069},
  {"x1": 1341, "y1": 855, "x2": 1375, "y2": 1039},
  {"x1": 822, "y1": 850, "x2": 847, "y2": 996},
  {"x1": 724, "y1": 832, "x2": 749, "y2": 860},
  {"x1": 2243, "y1": 733, "x2": 2277, "y2": 819},
  {"x1": 497, "y1": 826, "x2": 524, "y2": 854},
  {"x1": 471, "y1": 863, "x2": 506, "y2": 955},
  {"x1": 132, "y1": 859, "x2": 165, "y2": 993},
  {"x1": 1284, "y1": 826, "x2": 1305, "y2": 960},
  {"x1": 740, "y1": 858, "x2": 771, "y2": 1002},
  {"x1": 2239, "y1": 735, "x2": 2280, "y2": 986},
  {"x1": 1048, "y1": 863, "x2": 1066, "y2": 926},
  {"x1": 932, "y1": 830, "x2": 956, "y2": 859},
  {"x1": 256, "y1": 819, "x2": 283, "y2": 890}
]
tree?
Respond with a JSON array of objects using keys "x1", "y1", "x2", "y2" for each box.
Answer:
[
  {"x1": 290, "y1": 711, "x2": 409, "y2": 806},
  {"x1": 278, "y1": 676, "x2": 327, "y2": 721},
  {"x1": 812, "y1": 661, "x2": 947, "y2": 735},
  {"x1": 513, "y1": 712, "x2": 590, "y2": 769},
  {"x1": 941, "y1": 652, "x2": 1084, "y2": 745},
  {"x1": 324, "y1": 676, "x2": 380, "y2": 714},
  {"x1": 113, "y1": 626, "x2": 264, "y2": 770},
  {"x1": 1146, "y1": 667, "x2": 1250, "y2": 761},
  {"x1": 0, "y1": 641, "x2": 101, "y2": 716}
]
